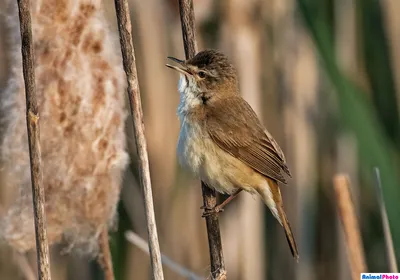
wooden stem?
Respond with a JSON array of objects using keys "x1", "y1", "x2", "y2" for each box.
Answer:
[
  {"x1": 113, "y1": 0, "x2": 164, "y2": 279},
  {"x1": 16, "y1": 1, "x2": 51, "y2": 279},
  {"x1": 333, "y1": 174, "x2": 367, "y2": 280},
  {"x1": 201, "y1": 183, "x2": 226, "y2": 279},
  {"x1": 98, "y1": 229, "x2": 115, "y2": 280},
  {"x1": 177, "y1": 1, "x2": 226, "y2": 278},
  {"x1": 178, "y1": 0, "x2": 198, "y2": 59}
]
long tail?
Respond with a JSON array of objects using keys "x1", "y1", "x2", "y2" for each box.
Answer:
[
  {"x1": 257, "y1": 178, "x2": 299, "y2": 260},
  {"x1": 278, "y1": 205, "x2": 299, "y2": 261}
]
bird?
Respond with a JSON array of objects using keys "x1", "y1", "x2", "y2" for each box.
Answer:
[{"x1": 166, "y1": 49, "x2": 299, "y2": 260}]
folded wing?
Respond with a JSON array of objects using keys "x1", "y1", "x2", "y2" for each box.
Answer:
[{"x1": 206, "y1": 96, "x2": 291, "y2": 184}]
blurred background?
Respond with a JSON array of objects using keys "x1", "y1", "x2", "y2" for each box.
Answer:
[{"x1": 0, "y1": 0, "x2": 399, "y2": 279}]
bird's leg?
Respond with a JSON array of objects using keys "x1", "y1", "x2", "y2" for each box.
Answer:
[
  {"x1": 215, "y1": 189, "x2": 243, "y2": 211},
  {"x1": 201, "y1": 189, "x2": 243, "y2": 217}
]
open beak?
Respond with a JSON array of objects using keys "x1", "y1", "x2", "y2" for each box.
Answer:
[{"x1": 166, "y1": 57, "x2": 190, "y2": 75}]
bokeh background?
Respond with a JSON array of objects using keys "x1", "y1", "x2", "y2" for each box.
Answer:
[{"x1": 0, "y1": 0, "x2": 399, "y2": 279}]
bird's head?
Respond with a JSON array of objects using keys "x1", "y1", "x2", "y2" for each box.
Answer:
[{"x1": 166, "y1": 49, "x2": 239, "y2": 105}]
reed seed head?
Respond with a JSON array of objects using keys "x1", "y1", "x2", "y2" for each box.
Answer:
[{"x1": 0, "y1": 0, "x2": 128, "y2": 254}]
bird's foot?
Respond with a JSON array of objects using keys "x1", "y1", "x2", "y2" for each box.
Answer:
[{"x1": 200, "y1": 205, "x2": 224, "y2": 218}]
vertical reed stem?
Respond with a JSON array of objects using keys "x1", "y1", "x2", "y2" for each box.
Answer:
[
  {"x1": 98, "y1": 229, "x2": 115, "y2": 280},
  {"x1": 333, "y1": 174, "x2": 367, "y2": 280},
  {"x1": 373, "y1": 168, "x2": 398, "y2": 272},
  {"x1": 113, "y1": 0, "x2": 164, "y2": 279},
  {"x1": 16, "y1": 1, "x2": 51, "y2": 279},
  {"x1": 178, "y1": 1, "x2": 226, "y2": 279}
]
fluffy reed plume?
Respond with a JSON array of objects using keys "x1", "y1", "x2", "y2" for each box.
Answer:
[{"x1": 0, "y1": 0, "x2": 128, "y2": 254}]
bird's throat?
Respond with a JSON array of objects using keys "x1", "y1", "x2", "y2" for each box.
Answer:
[{"x1": 178, "y1": 74, "x2": 188, "y2": 93}]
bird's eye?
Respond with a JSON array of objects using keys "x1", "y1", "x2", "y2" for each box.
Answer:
[{"x1": 198, "y1": 71, "x2": 206, "y2": 78}]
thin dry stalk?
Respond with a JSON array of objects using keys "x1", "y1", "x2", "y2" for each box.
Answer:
[
  {"x1": 16, "y1": 0, "x2": 51, "y2": 279},
  {"x1": 125, "y1": 231, "x2": 205, "y2": 280},
  {"x1": 113, "y1": 0, "x2": 164, "y2": 279},
  {"x1": 373, "y1": 168, "x2": 398, "y2": 272},
  {"x1": 15, "y1": 253, "x2": 37, "y2": 280},
  {"x1": 333, "y1": 174, "x2": 367, "y2": 280},
  {"x1": 178, "y1": 0, "x2": 197, "y2": 59},
  {"x1": 98, "y1": 229, "x2": 115, "y2": 280},
  {"x1": 177, "y1": 1, "x2": 226, "y2": 279},
  {"x1": 201, "y1": 184, "x2": 226, "y2": 280}
]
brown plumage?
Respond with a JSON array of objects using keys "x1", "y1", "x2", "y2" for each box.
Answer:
[
  {"x1": 167, "y1": 49, "x2": 299, "y2": 260},
  {"x1": 206, "y1": 96, "x2": 292, "y2": 183}
]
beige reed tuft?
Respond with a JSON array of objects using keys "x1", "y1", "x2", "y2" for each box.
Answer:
[{"x1": 0, "y1": 0, "x2": 128, "y2": 254}]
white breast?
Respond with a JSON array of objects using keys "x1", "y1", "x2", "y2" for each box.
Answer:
[
  {"x1": 176, "y1": 74, "x2": 205, "y2": 176},
  {"x1": 177, "y1": 120, "x2": 204, "y2": 175}
]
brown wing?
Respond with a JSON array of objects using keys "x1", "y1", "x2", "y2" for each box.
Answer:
[{"x1": 206, "y1": 96, "x2": 291, "y2": 184}]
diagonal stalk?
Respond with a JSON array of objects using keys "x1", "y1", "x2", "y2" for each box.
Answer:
[
  {"x1": 16, "y1": 0, "x2": 51, "y2": 279},
  {"x1": 113, "y1": 0, "x2": 164, "y2": 279}
]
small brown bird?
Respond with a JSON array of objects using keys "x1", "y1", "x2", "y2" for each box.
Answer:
[{"x1": 166, "y1": 49, "x2": 299, "y2": 260}]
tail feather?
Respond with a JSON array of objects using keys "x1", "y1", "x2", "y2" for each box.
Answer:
[
  {"x1": 279, "y1": 207, "x2": 299, "y2": 261},
  {"x1": 257, "y1": 178, "x2": 299, "y2": 260}
]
